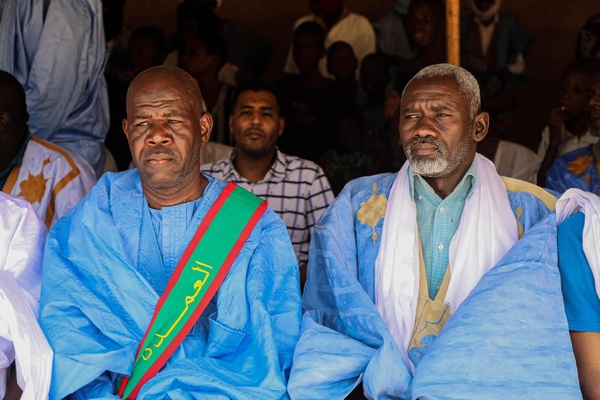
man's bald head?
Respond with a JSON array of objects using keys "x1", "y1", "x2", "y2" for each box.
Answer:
[
  {"x1": 0, "y1": 70, "x2": 29, "y2": 131},
  {"x1": 126, "y1": 65, "x2": 204, "y2": 118}
]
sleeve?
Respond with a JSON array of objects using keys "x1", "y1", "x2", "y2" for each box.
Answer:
[{"x1": 558, "y1": 212, "x2": 600, "y2": 332}]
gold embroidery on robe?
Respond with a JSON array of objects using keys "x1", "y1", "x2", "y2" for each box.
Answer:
[{"x1": 357, "y1": 183, "x2": 387, "y2": 242}]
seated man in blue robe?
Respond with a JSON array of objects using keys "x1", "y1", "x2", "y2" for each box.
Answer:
[
  {"x1": 288, "y1": 63, "x2": 580, "y2": 399},
  {"x1": 39, "y1": 65, "x2": 302, "y2": 399}
]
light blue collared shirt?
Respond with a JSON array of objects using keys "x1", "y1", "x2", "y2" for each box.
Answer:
[{"x1": 409, "y1": 159, "x2": 477, "y2": 299}]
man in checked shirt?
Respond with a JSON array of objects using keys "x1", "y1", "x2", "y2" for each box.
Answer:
[{"x1": 202, "y1": 79, "x2": 335, "y2": 286}]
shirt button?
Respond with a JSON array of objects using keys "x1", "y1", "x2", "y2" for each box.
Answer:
[
  {"x1": 438, "y1": 244, "x2": 444, "y2": 250},
  {"x1": 436, "y1": 284, "x2": 441, "y2": 290},
  {"x1": 418, "y1": 195, "x2": 423, "y2": 200},
  {"x1": 439, "y1": 206, "x2": 445, "y2": 213}
]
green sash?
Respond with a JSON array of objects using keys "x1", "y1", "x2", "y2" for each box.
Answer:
[{"x1": 118, "y1": 182, "x2": 267, "y2": 399}]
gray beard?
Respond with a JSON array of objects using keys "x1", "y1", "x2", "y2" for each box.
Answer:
[
  {"x1": 410, "y1": 155, "x2": 448, "y2": 177},
  {"x1": 406, "y1": 135, "x2": 471, "y2": 178}
]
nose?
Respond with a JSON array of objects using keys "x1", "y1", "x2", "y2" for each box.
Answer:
[
  {"x1": 410, "y1": 116, "x2": 438, "y2": 138},
  {"x1": 250, "y1": 111, "x2": 262, "y2": 126},
  {"x1": 145, "y1": 123, "x2": 173, "y2": 146}
]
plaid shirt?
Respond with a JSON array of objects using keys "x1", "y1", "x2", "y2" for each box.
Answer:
[{"x1": 202, "y1": 149, "x2": 334, "y2": 265}]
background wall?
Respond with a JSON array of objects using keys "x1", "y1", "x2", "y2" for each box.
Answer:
[{"x1": 122, "y1": 0, "x2": 599, "y2": 150}]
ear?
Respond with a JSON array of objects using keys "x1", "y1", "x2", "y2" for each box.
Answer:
[
  {"x1": 229, "y1": 114, "x2": 234, "y2": 135},
  {"x1": 199, "y1": 112, "x2": 213, "y2": 145},
  {"x1": 472, "y1": 111, "x2": 489, "y2": 143},
  {"x1": 0, "y1": 111, "x2": 12, "y2": 130},
  {"x1": 122, "y1": 118, "x2": 129, "y2": 138}
]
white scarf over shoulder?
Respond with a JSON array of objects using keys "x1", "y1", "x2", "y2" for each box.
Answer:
[
  {"x1": 375, "y1": 154, "x2": 518, "y2": 370},
  {"x1": 556, "y1": 188, "x2": 600, "y2": 299}
]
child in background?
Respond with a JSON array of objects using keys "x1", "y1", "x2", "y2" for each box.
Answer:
[
  {"x1": 326, "y1": 41, "x2": 359, "y2": 103},
  {"x1": 536, "y1": 61, "x2": 596, "y2": 187}
]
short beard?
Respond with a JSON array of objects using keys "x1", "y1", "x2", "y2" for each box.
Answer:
[{"x1": 405, "y1": 134, "x2": 471, "y2": 178}]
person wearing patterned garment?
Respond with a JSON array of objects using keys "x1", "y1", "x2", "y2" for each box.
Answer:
[
  {"x1": 0, "y1": 192, "x2": 53, "y2": 399},
  {"x1": 545, "y1": 63, "x2": 600, "y2": 195},
  {"x1": 40, "y1": 66, "x2": 301, "y2": 399},
  {"x1": 288, "y1": 64, "x2": 580, "y2": 399},
  {"x1": 283, "y1": 0, "x2": 376, "y2": 79},
  {"x1": 202, "y1": 80, "x2": 334, "y2": 282},
  {"x1": 0, "y1": 71, "x2": 96, "y2": 228}
]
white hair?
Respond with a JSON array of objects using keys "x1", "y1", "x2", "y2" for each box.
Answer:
[{"x1": 403, "y1": 63, "x2": 481, "y2": 119}]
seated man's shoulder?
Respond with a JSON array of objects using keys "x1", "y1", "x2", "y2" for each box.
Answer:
[
  {"x1": 341, "y1": 172, "x2": 397, "y2": 199},
  {"x1": 28, "y1": 138, "x2": 93, "y2": 175},
  {"x1": 502, "y1": 176, "x2": 557, "y2": 210},
  {"x1": 56, "y1": 170, "x2": 141, "y2": 222}
]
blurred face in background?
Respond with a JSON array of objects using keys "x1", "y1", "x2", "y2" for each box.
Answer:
[{"x1": 408, "y1": 1, "x2": 445, "y2": 48}]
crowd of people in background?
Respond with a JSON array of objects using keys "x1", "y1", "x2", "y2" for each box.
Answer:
[{"x1": 101, "y1": 0, "x2": 600, "y2": 196}]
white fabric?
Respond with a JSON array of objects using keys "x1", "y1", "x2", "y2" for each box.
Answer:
[
  {"x1": 374, "y1": 154, "x2": 518, "y2": 370},
  {"x1": 494, "y1": 140, "x2": 537, "y2": 183},
  {"x1": 0, "y1": 193, "x2": 51, "y2": 399},
  {"x1": 283, "y1": 11, "x2": 376, "y2": 78},
  {"x1": 556, "y1": 188, "x2": 600, "y2": 299}
]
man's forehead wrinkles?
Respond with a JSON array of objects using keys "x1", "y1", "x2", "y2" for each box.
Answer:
[{"x1": 402, "y1": 98, "x2": 460, "y2": 110}]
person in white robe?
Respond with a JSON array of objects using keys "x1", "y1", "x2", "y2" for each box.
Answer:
[{"x1": 0, "y1": 192, "x2": 52, "y2": 399}]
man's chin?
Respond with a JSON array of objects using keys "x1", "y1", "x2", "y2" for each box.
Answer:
[
  {"x1": 409, "y1": 157, "x2": 448, "y2": 177},
  {"x1": 590, "y1": 116, "x2": 600, "y2": 130}
]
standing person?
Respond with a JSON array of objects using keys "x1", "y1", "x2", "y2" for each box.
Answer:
[
  {"x1": 283, "y1": 0, "x2": 376, "y2": 78},
  {"x1": 287, "y1": 64, "x2": 578, "y2": 399},
  {"x1": 40, "y1": 66, "x2": 301, "y2": 399},
  {"x1": 202, "y1": 80, "x2": 334, "y2": 286},
  {"x1": 0, "y1": 71, "x2": 96, "y2": 228},
  {"x1": 0, "y1": 0, "x2": 109, "y2": 177},
  {"x1": 0, "y1": 192, "x2": 52, "y2": 399}
]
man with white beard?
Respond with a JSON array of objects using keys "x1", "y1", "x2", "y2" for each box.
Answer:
[{"x1": 287, "y1": 63, "x2": 580, "y2": 399}]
